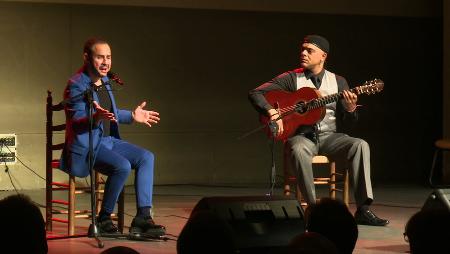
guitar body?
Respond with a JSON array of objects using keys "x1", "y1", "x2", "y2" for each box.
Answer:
[
  {"x1": 260, "y1": 87, "x2": 326, "y2": 141},
  {"x1": 257, "y1": 78, "x2": 384, "y2": 141}
]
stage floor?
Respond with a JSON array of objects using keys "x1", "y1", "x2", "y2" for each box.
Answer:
[{"x1": 2, "y1": 184, "x2": 433, "y2": 253}]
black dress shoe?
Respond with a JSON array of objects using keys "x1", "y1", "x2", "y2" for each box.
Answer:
[
  {"x1": 97, "y1": 218, "x2": 120, "y2": 235},
  {"x1": 129, "y1": 216, "x2": 166, "y2": 238},
  {"x1": 355, "y1": 209, "x2": 389, "y2": 226}
]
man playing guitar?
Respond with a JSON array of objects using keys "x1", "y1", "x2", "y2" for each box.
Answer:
[{"x1": 248, "y1": 35, "x2": 388, "y2": 226}]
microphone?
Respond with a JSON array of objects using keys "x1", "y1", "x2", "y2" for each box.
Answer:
[{"x1": 107, "y1": 72, "x2": 124, "y2": 86}]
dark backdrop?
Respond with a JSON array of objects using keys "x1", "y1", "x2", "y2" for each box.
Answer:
[{"x1": 0, "y1": 2, "x2": 442, "y2": 189}]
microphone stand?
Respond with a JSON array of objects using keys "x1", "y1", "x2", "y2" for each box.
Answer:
[
  {"x1": 85, "y1": 84, "x2": 104, "y2": 248},
  {"x1": 239, "y1": 110, "x2": 299, "y2": 197},
  {"x1": 60, "y1": 83, "x2": 104, "y2": 247},
  {"x1": 267, "y1": 121, "x2": 278, "y2": 196}
]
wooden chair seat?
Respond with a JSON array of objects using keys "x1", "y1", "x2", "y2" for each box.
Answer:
[{"x1": 435, "y1": 139, "x2": 450, "y2": 150}]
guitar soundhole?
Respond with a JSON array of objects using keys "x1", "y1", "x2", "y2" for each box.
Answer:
[{"x1": 295, "y1": 101, "x2": 307, "y2": 114}]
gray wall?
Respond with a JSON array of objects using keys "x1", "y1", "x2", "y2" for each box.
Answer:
[{"x1": 0, "y1": 1, "x2": 443, "y2": 190}]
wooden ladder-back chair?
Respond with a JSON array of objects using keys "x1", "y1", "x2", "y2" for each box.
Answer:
[{"x1": 45, "y1": 90, "x2": 124, "y2": 236}]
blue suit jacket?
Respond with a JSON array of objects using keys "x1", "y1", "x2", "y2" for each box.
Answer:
[{"x1": 60, "y1": 67, "x2": 133, "y2": 177}]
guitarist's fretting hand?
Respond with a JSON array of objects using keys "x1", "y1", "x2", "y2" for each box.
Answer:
[
  {"x1": 268, "y1": 108, "x2": 283, "y2": 137},
  {"x1": 342, "y1": 90, "x2": 358, "y2": 112}
]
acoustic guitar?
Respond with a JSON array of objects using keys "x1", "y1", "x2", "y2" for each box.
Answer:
[{"x1": 260, "y1": 79, "x2": 384, "y2": 141}]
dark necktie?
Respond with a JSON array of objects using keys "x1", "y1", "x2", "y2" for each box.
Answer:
[{"x1": 311, "y1": 76, "x2": 321, "y2": 89}]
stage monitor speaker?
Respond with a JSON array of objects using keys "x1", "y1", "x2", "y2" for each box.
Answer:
[
  {"x1": 422, "y1": 189, "x2": 450, "y2": 212},
  {"x1": 191, "y1": 196, "x2": 305, "y2": 253}
]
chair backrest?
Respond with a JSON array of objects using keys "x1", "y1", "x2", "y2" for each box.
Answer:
[
  {"x1": 46, "y1": 90, "x2": 65, "y2": 169},
  {"x1": 45, "y1": 90, "x2": 65, "y2": 230}
]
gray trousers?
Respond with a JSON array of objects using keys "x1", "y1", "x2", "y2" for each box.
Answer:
[{"x1": 286, "y1": 132, "x2": 373, "y2": 206}]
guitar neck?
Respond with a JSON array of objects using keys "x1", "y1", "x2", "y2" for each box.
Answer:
[
  {"x1": 276, "y1": 79, "x2": 383, "y2": 116},
  {"x1": 307, "y1": 87, "x2": 360, "y2": 110}
]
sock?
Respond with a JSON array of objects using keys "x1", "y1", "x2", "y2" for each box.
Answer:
[
  {"x1": 136, "y1": 206, "x2": 151, "y2": 218},
  {"x1": 357, "y1": 198, "x2": 373, "y2": 212},
  {"x1": 357, "y1": 205, "x2": 369, "y2": 212},
  {"x1": 98, "y1": 209, "x2": 111, "y2": 222}
]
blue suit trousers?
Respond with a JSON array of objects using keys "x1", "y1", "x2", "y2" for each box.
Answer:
[{"x1": 94, "y1": 136, "x2": 154, "y2": 214}]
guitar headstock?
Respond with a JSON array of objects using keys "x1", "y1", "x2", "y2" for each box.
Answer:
[{"x1": 357, "y1": 79, "x2": 384, "y2": 95}]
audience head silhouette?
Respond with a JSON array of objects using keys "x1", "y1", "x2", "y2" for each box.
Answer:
[
  {"x1": 0, "y1": 194, "x2": 48, "y2": 254},
  {"x1": 177, "y1": 210, "x2": 237, "y2": 254},
  {"x1": 288, "y1": 231, "x2": 338, "y2": 254},
  {"x1": 305, "y1": 198, "x2": 358, "y2": 254},
  {"x1": 100, "y1": 246, "x2": 140, "y2": 254},
  {"x1": 405, "y1": 209, "x2": 450, "y2": 254}
]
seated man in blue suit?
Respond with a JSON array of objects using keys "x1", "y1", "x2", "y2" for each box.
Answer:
[{"x1": 60, "y1": 37, "x2": 165, "y2": 237}]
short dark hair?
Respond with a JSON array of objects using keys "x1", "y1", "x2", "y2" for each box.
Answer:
[
  {"x1": 100, "y1": 246, "x2": 140, "y2": 254},
  {"x1": 0, "y1": 194, "x2": 48, "y2": 254},
  {"x1": 83, "y1": 37, "x2": 109, "y2": 57},
  {"x1": 288, "y1": 232, "x2": 338, "y2": 254}
]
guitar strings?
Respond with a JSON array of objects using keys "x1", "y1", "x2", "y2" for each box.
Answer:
[
  {"x1": 276, "y1": 87, "x2": 361, "y2": 115},
  {"x1": 275, "y1": 80, "x2": 383, "y2": 115}
]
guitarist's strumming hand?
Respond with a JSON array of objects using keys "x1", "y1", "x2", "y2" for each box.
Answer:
[
  {"x1": 342, "y1": 90, "x2": 358, "y2": 112},
  {"x1": 268, "y1": 108, "x2": 283, "y2": 137}
]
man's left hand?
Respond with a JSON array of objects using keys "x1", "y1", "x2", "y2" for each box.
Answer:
[
  {"x1": 342, "y1": 90, "x2": 358, "y2": 112},
  {"x1": 132, "y1": 101, "x2": 160, "y2": 127}
]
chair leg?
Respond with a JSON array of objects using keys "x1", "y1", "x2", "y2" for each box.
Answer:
[
  {"x1": 95, "y1": 172, "x2": 102, "y2": 215},
  {"x1": 295, "y1": 184, "x2": 303, "y2": 204},
  {"x1": 118, "y1": 188, "x2": 125, "y2": 233},
  {"x1": 46, "y1": 169, "x2": 52, "y2": 232},
  {"x1": 69, "y1": 176, "x2": 75, "y2": 236},
  {"x1": 429, "y1": 149, "x2": 440, "y2": 186},
  {"x1": 284, "y1": 184, "x2": 291, "y2": 196},
  {"x1": 343, "y1": 169, "x2": 350, "y2": 206},
  {"x1": 330, "y1": 162, "x2": 336, "y2": 200}
]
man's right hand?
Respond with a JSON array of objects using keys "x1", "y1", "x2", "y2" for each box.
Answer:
[
  {"x1": 93, "y1": 101, "x2": 116, "y2": 124},
  {"x1": 268, "y1": 108, "x2": 283, "y2": 137}
]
